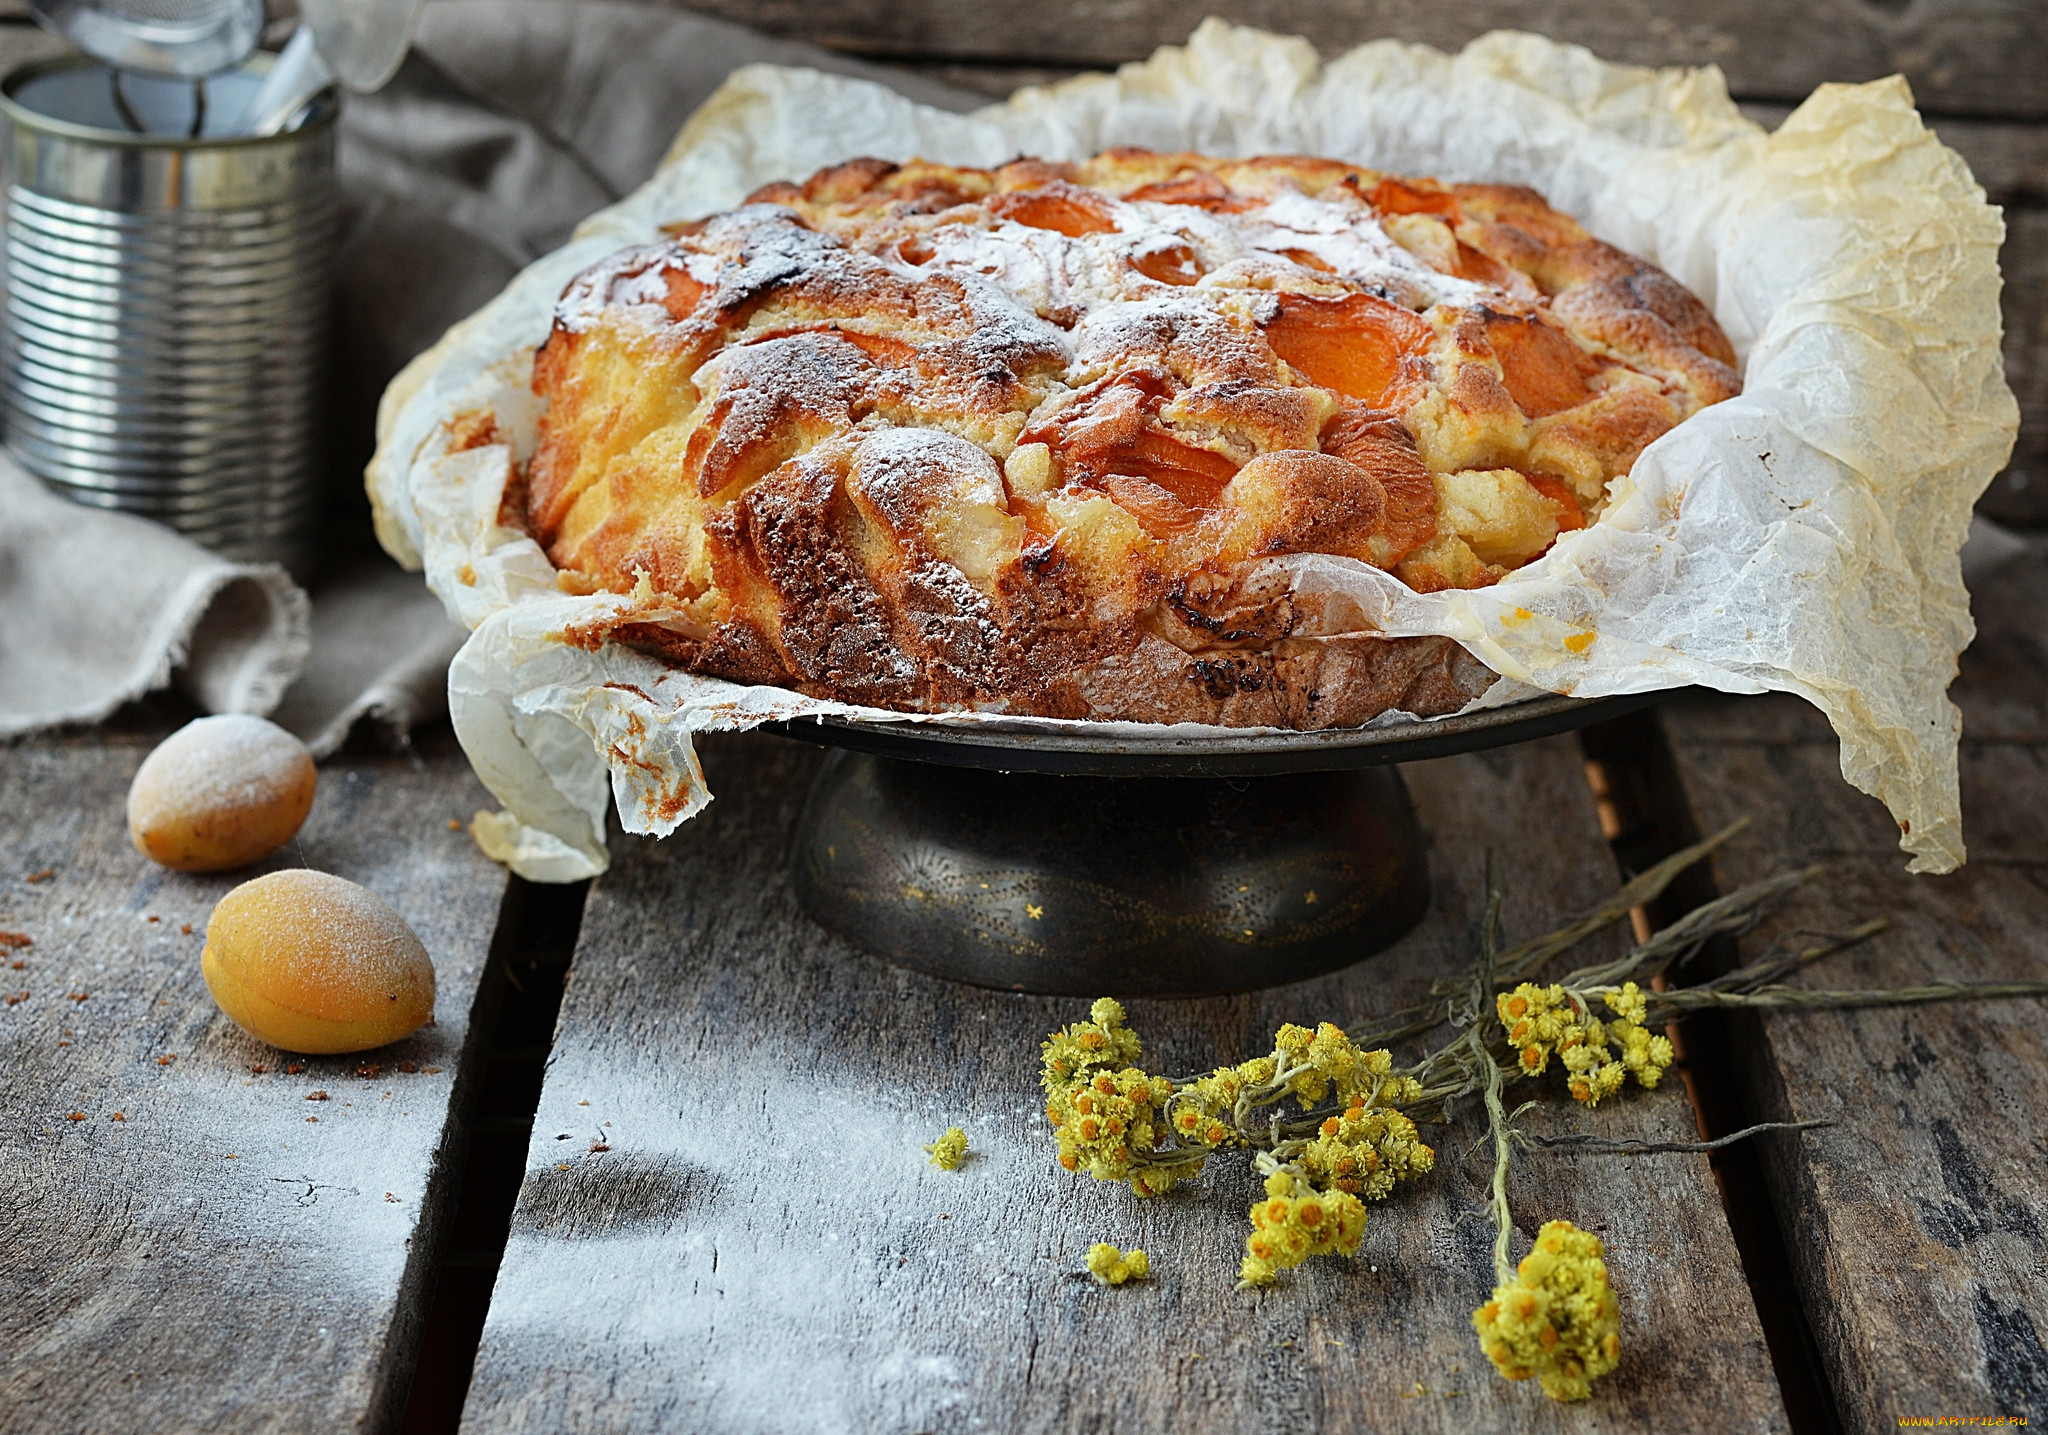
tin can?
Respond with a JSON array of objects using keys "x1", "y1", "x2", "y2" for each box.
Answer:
[{"x1": 0, "y1": 56, "x2": 338, "y2": 566}]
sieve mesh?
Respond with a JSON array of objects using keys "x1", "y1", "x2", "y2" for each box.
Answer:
[
  {"x1": 84, "y1": 0, "x2": 243, "y2": 23},
  {"x1": 28, "y1": 0, "x2": 265, "y2": 77}
]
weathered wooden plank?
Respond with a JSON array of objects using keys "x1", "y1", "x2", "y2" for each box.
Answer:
[
  {"x1": 1657, "y1": 542, "x2": 2048, "y2": 1427},
  {"x1": 905, "y1": 61, "x2": 1089, "y2": 101},
  {"x1": 661, "y1": 0, "x2": 2048, "y2": 121},
  {"x1": 462, "y1": 731, "x2": 1785, "y2": 1433},
  {"x1": 0, "y1": 721, "x2": 507, "y2": 1434},
  {"x1": 1990, "y1": 211, "x2": 2048, "y2": 527}
]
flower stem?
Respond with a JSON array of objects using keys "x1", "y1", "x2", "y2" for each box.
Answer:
[
  {"x1": 1474, "y1": 858, "x2": 1518, "y2": 1287},
  {"x1": 1517, "y1": 1118, "x2": 1831, "y2": 1155},
  {"x1": 1478, "y1": 1021, "x2": 1517, "y2": 1287}
]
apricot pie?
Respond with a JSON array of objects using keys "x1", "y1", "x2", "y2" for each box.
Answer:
[{"x1": 515, "y1": 150, "x2": 1739, "y2": 727}]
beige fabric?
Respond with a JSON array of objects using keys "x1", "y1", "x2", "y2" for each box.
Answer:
[{"x1": 0, "y1": 454, "x2": 309, "y2": 736}]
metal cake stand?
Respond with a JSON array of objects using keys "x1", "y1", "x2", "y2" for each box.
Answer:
[{"x1": 764, "y1": 692, "x2": 1657, "y2": 998}]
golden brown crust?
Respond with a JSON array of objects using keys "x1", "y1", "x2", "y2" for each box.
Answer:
[{"x1": 513, "y1": 150, "x2": 1740, "y2": 727}]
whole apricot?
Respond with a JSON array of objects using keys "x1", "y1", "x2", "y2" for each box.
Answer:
[
  {"x1": 128, "y1": 715, "x2": 316, "y2": 872},
  {"x1": 202, "y1": 870, "x2": 435, "y2": 1054}
]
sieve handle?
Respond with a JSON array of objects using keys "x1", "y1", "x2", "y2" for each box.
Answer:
[{"x1": 239, "y1": 25, "x2": 332, "y2": 135}]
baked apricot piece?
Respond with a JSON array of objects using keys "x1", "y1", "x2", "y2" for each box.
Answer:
[
  {"x1": 1481, "y1": 311, "x2": 1604, "y2": 418},
  {"x1": 987, "y1": 182, "x2": 1119, "y2": 237},
  {"x1": 202, "y1": 870, "x2": 435, "y2": 1054},
  {"x1": 127, "y1": 715, "x2": 316, "y2": 873},
  {"x1": 1262, "y1": 293, "x2": 1432, "y2": 409}
]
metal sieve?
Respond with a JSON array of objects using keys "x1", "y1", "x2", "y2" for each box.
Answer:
[
  {"x1": 0, "y1": 55, "x2": 339, "y2": 566},
  {"x1": 30, "y1": 0, "x2": 264, "y2": 81}
]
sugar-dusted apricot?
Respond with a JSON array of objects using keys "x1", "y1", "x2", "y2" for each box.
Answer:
[
  {"x1": 987, "y1": 183, "x2": 1119, "y2": 237},
  {"x1": 202, "y1": 870, "x2": 435, "y2": 1054},
  {"x1": 128, "y1": 715, "x2": 316, "y2": 873}
]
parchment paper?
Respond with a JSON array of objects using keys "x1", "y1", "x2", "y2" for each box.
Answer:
[{"x1": 367, "y1": 20, "x2": 2018, "y2": 883}]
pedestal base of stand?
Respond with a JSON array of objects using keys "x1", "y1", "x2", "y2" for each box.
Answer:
[{"x1": 791, "y1": 749, "x2": 1429, "y2": 996}]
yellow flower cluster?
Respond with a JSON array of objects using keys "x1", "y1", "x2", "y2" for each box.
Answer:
[
  {"x1": 1047, "y1": 1064, "x2": 1176, "y2": 1186},
  {"x1": 1041, "y1": 997, "x2": 1143, "y2": 1094},
  {"x1": 1472, "y1": 1220, "x2": 1623, "y2": 1401},
  {"x1": 1039, "y1": 999, "x2": 1208, "y2": 1195},
  {"x1": 1084, "y1": 1243, "x2": 1150, "y2": 1286},
  {"x1": 1599, "y1": 985, "x2": 1677, "y2": 1093},
  {"x1": 1167, "y1": 1067, "x2": 1248, "y2": 1151},
  {"x1": 1273, "y1": 1022, "x2": 1408, "y2": 1108},
  {"x1": 1603, "y1": 982, "x2": 1649, "y2": 1024},
  {"x1": 1496, "y1": 983, "x2": 1577, "y2": 1075},
  {"x1": 1237, "y1": 1167, "x2": 1369, "y2": 1288},
  {"x1": 1496, "y1": 982, "x2": 1675, "y2": 1107},
  {"x1": 924, "y1": 1126, "x2": 968, "y2": 1170},
  {"x1": 1296, "y1": 1100, "x2": 1437, "y2": 1200}
]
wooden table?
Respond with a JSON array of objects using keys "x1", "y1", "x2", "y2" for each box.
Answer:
[
  {"x1": 3, "y1": 2, "x2": 2046, "y2": 1431},
  {"x1": 7, "y1": 537, "x2": 2045, "y2": 1432}
]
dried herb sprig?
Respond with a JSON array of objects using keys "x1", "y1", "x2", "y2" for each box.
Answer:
[
  {"x1": 1035, "y1": 835, "x2": 2048, "y2": 1404},
  {"x1": 1517, "y1": 1119, "x2": 1831, "y2": 1156}
]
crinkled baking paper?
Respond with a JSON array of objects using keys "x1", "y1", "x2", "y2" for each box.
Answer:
[{"x1": 367, "y1": 20, "x2": 2018, "y2": 883}]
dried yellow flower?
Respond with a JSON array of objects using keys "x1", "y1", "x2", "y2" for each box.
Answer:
[
  {"x1": 1168, "y1": 1068, "x2": 1245, "y2": 1151},
  {"x1": 1047, "y1": 1064, "x2": 1175, "y2": 1183},
  {"x1": 1237, "y1": 1167, "x2": 1368, "y2": 1288},
  {"x1": 1235, "y1": 1054, "x2": 1277, "y2": 1086},
  {"x1": 1604, "y1": 981, "x2": 1649, "y2": 1025},
  {"x1": 924, "y1": 1126, "x2": 969, "y2": 1170},
  {"x1": 1500, "y1": 981, "x2": 1674, "y2": 1107},
  {"x1": 1473, "y1": 1220, "x2": 1622, "y2": 1401},
  {"x1": 1296, "y1": 1101, "x2": 1436, "y2": 1200},
  {"x1": 1272, "y1": 1021, "x2": 1402, "y2": 1109},
  {"x1": 1041, "y1": 997, "x2": 1143, "y2": 1095},
  {"x1": 1085, "y1": 1243, "x2": 1150, "y2": 1285},
  {"x1": 1498, "y1": 982, "x2": 1576, "y2": 1076},
  {"x1": 1614, "y1": 1021, "x2": 1676, "y2": 1088},
  {"x1": 1125, "y1": 1159, "x2": 1205, "y2": 1199}
]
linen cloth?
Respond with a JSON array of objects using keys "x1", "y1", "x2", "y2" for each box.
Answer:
[{"x1": 0, "y1": 0, "x2": 977, "y2": 751}]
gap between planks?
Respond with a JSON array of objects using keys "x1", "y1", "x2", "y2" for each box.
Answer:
[
  {"x1": 1652, "y1": 537, "x2": 2048, "y2": 1427},
  {"x1": 397, "y1": 877, "x2": 589, "y2": 1435},
  {"x1": 1579, "y1": 707, "x2": 1846, "y2": 1435}
]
